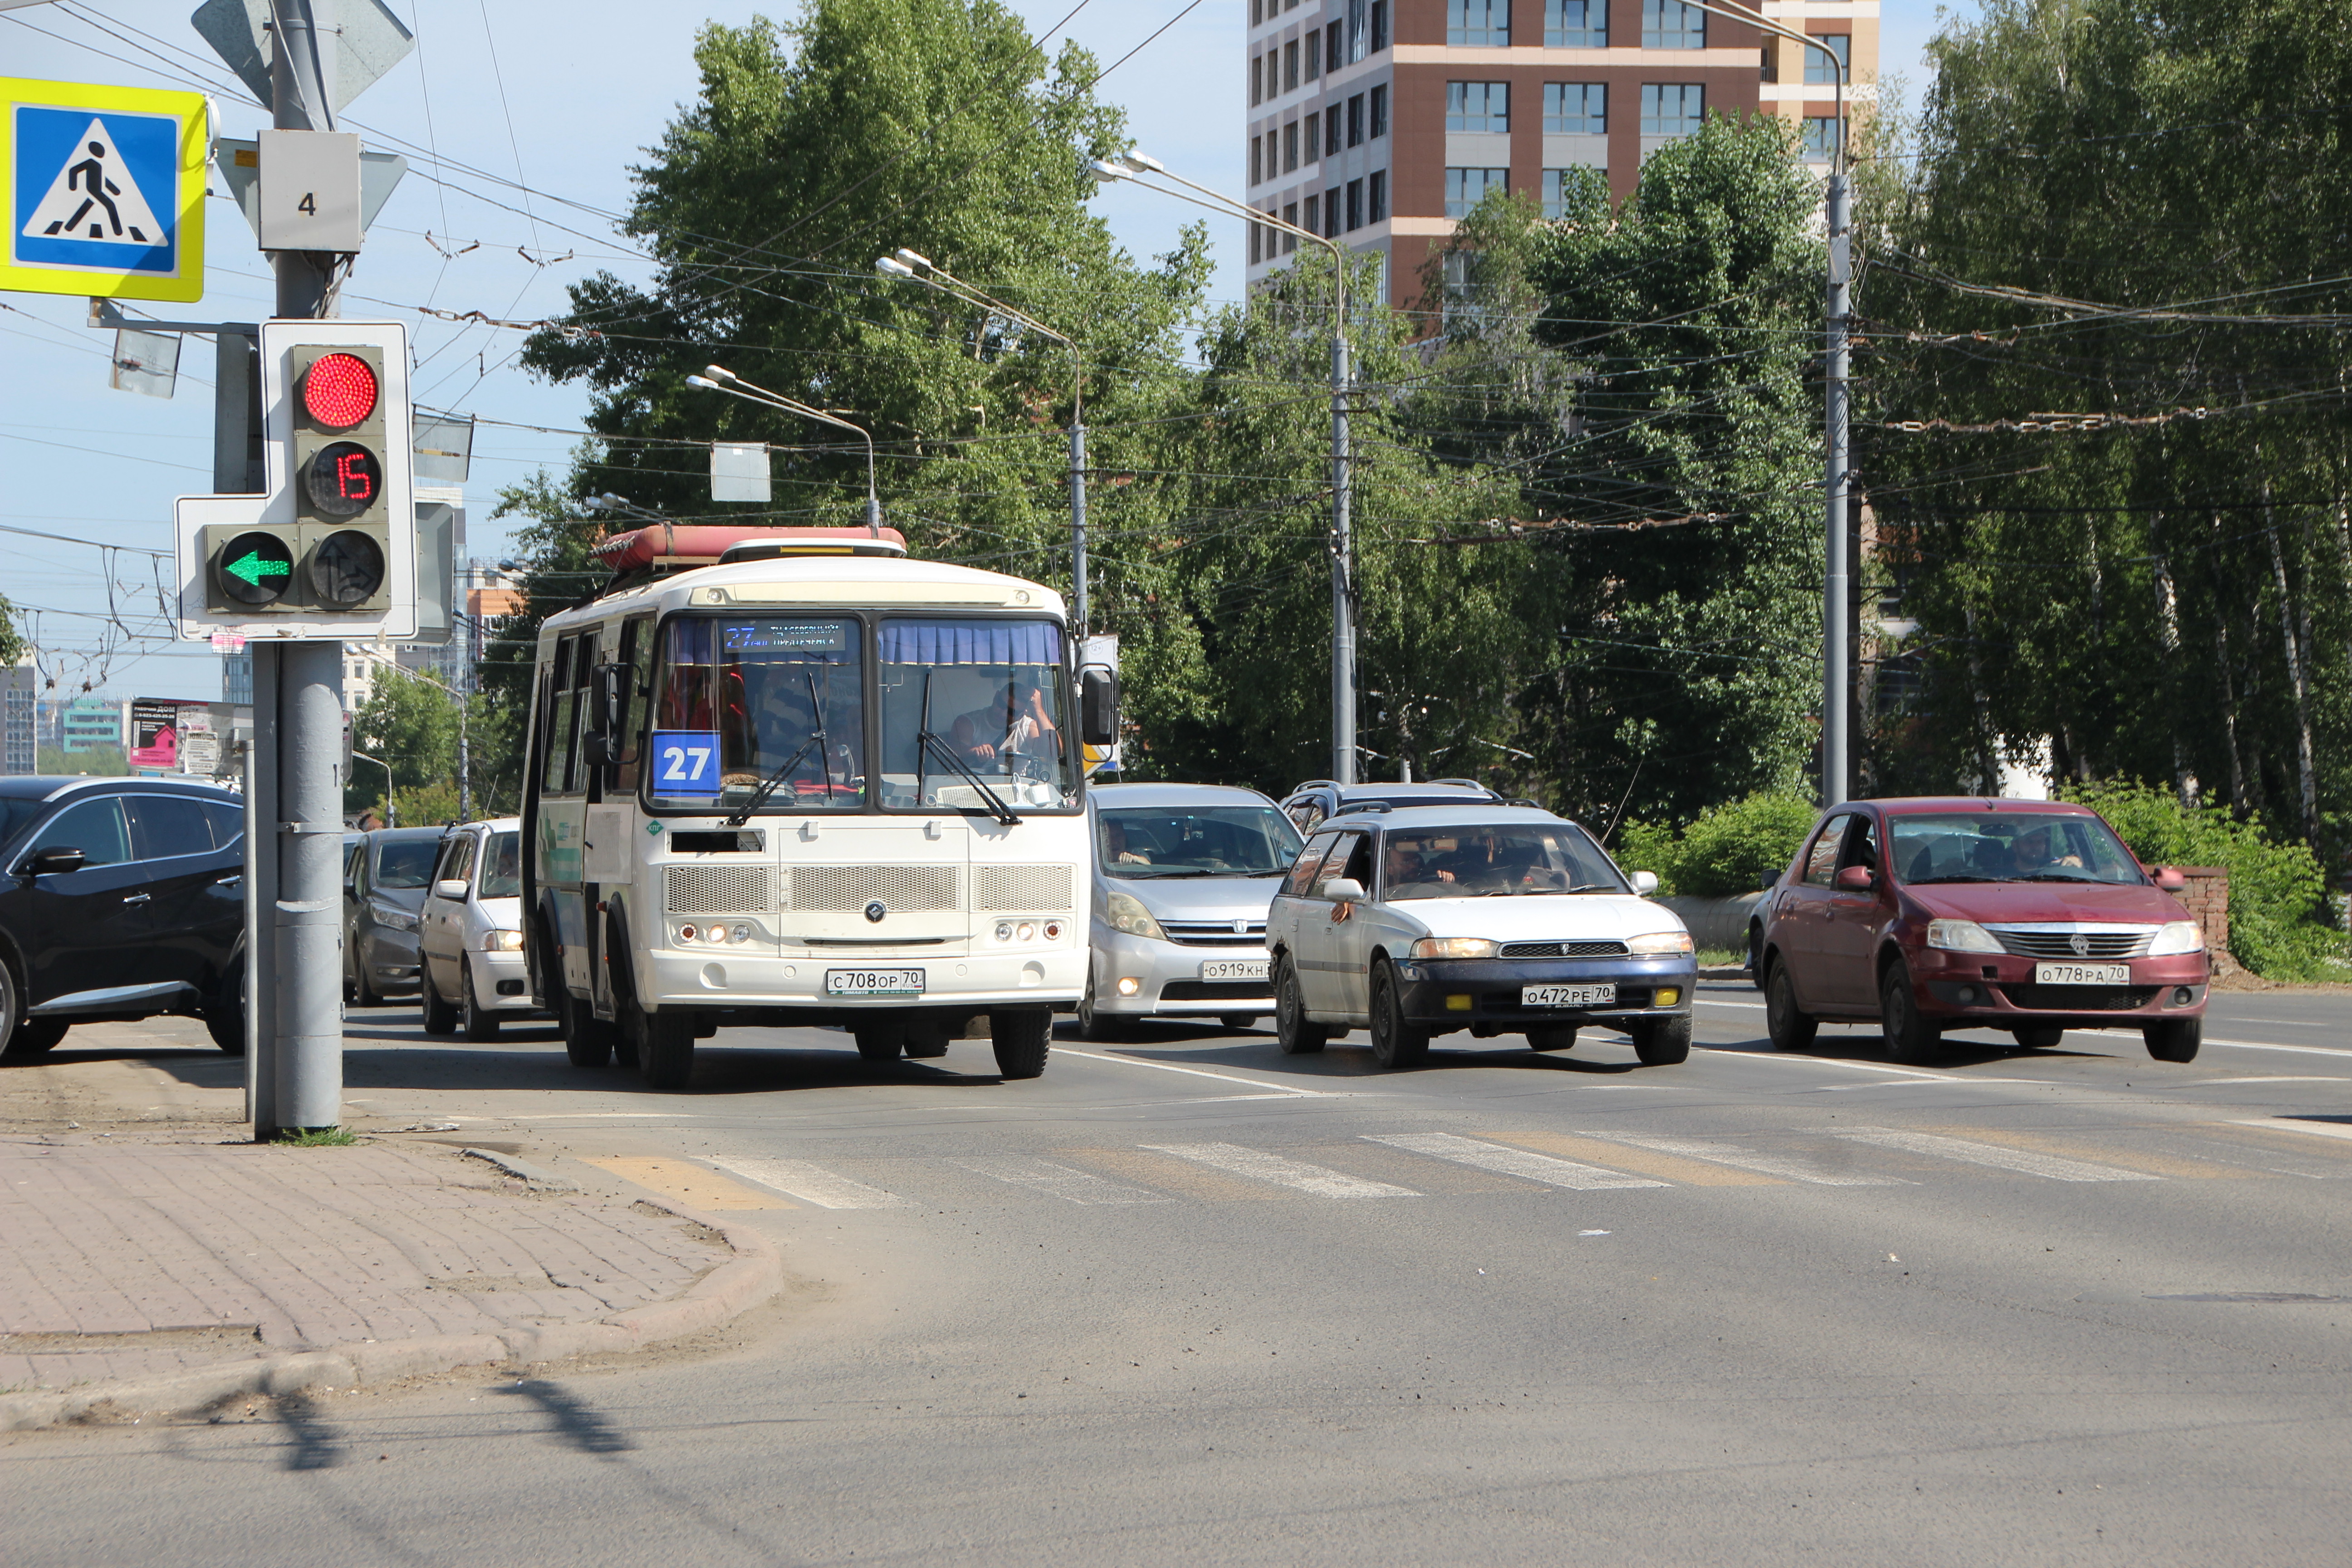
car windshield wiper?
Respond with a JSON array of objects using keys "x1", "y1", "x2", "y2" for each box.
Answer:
[
  {"x1": 1907, "y1": 874, "x2": 1995, "y2": 884},
  {"x1": 725, "y1": 670, "x2": 831, "y2": 827},
  {"x1": 914, "y1": 671, "x2": 1018, "y2": 826},
  {"x1": 2015, "y1": 872, "x2": 2109, "y2": 882}
]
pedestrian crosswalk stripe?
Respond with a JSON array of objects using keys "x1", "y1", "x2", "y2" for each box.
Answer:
[
  {"x1": 2232, "y1": 1117, "x2": 2352, "y2": 1147},
  {"x1": 705, "y1": 1156, "x2": 913, "y2": 1210},
  {"x1": 1139, "y1": 1142, "x2": 1420, "y2": 1199},
  {"x1": 1917, "y1": 1126, "x2": 2261, "y2": 1181},
  {"x1": 1480, "y1": 1130, "x2": 1782, "y2": 1186},
  {"x1": 948, "y1": 1156, "x2": 1171, "y2": 1205},
  {"x1": 1578, "y1": 1132, "x2": 1908, "y2": 1186},
  {"x1": 1835, "y1": 1129, "x2": 2158, "y2": 1182},
  {"x1": 1364, "y1": 1132, "x2": 1667, "y2": 1191},
  {"x1": 585, "y1": 1156, "x2": 792, "y2": 1211}
]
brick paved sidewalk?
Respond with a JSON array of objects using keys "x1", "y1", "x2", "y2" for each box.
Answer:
[{"x1": 0, "y1": 1135, "x2": 755, "y2": 1400}]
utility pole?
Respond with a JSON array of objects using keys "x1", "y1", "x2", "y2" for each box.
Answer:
[{"x1": 1823, "y1": 169, "x2": 1851, "y2": 806}]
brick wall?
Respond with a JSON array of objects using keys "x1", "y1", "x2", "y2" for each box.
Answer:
[{"x1": 2173, "y1": 867, "x2": 2230, "y2": 957}]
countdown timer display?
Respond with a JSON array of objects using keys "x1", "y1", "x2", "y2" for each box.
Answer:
[{"x1": 303, "y1": 440, "x2": 382, "y2": 518}]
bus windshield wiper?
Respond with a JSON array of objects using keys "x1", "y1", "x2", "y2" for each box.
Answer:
[
  {"x1": 725, "y1": 670, "x2": 830, "y2": 826},
  {"x1": 915, "y1": 671, "x2": 1019, "y2": 825}
]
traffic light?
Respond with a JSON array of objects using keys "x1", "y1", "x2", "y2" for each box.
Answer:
[{"x1": 174, "y1": 320, "x2": 417, "y2": 639}]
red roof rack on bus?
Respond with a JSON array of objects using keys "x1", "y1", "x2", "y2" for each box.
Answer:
[{"x1": 590, "y1": 524, "x2": 909, "y2": 587}]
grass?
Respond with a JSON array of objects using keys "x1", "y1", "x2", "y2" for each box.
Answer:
[
  {"x1": 1695, "y1": 947, "x2": 1747, "y2": 969},
  {"x1": 271, "y1": 1127, "x2": 358, "y2": 1147}
]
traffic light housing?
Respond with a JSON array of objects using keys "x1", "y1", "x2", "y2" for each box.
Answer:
[{"x1": 174, "y1": 319, "x2": 416, "y2": 639}]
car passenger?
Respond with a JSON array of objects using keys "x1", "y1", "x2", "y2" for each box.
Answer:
[
  {"x1": 1102, "y1": 819, "x2": 1152, "y2": 865},
  {"x1": 2007, "y1": 825, "x2": 2084, "y2": 875}
]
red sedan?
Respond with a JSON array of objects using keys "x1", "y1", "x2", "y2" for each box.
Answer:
[{"x1": 1756, "y1": 799, "x2": 2210, "y2": 1064}]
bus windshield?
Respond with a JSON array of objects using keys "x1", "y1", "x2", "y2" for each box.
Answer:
[
  {"x1": 877, "y1": 618, "x2": 1077, "y2": 812},
  {"x1": 651, "y1": 616, "x2": 866, "y2": 811}
]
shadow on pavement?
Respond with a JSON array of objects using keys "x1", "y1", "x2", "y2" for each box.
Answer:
[
  {"x1": 273, "y1": 1389, "x2": 346, "y2": 1471},
  {"x1": 1062, "y1": 1028, "x2": 1652, "y2": 1077},
  {"x1": 498, "y1": 1378, "x2": 636, "y2": 1456}
]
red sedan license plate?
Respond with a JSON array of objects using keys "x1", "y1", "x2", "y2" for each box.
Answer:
[{"x1": 2033, "y1": 962, "x2": 2129, "y2": 986}]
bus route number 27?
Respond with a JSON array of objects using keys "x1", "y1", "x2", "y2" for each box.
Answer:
[{"x1": 650, "y1": 731, "x2": 721, "y2": 794}]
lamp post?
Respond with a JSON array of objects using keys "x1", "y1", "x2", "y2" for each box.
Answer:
[
  {"x1": 684, "y1": 368, "x2": 883, "y2": 534},
  {"x1": 875, "y1": 251, "x2": 1092, "y2": 634},
  {"x1": 352, "y1": 750, "x2": 394, "y2": 827},
  {"x1": 1089, "y1": 152, "x2": 1358, "y2": 784}
]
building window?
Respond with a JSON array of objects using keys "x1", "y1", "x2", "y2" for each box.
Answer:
[
  {"x1": 1371, "y1": 0, "x2": 1388, "y2": 51},
  {"x1": 1304, "y1": 28, "x2": 1320, "y2": 80},
  {"x1": 1641, "y1": 83, "x2": 1704, "y2": 137},
  {"x1": 1284, "y1": 39, "x2": 1299, "y2": 93},
  {"x1": 1249, "y1": 217, "x2": 1262, "y2": 265},
  {"x1": 1446, "y1": 82, "x2": 1509, "y2": 134},
  {"x1": 1642, "y1": 0, "x2": 1705, "y2": 49},
  {"x1": 1370, "y1": 83, "x2": 1388, "y2": 138},
  {"x1": 1345, "y1": 178, "x2": 1364, "y2": 230},
  {"x1": 1805, "y1": 33, "x2": 1850, "y2": 85},
  {"x1": 1284, "y1": 119, "x2": 1299, "y2": 172},
  {"x1": 1283, "y1": 203, "x2": 1299, "y2": 252},
  {"x1": 1541, "y1": 167, "x2": 1603, "y2": 216},
  {"x1": 1445, "y1": 166, "x2": 1507, "y2": 218},
  {"x1": 1545, "y1": 0, "x2": 1606, "y2": 47},
  {"x1": 1327, "y1": 22, "x2": 1343, "y2": 73},
  {"x1": 1251, "y1": 0, "x2": 1263, "y2": 25},
  {"x1": 1348, "y1": 0, "x2": 1367, "y2": 61},
  {"x1": 1447, "y1": 0, "x2": 1508, "y2": 47},
  {"x1": 1250, "y1": 135, "x2": 1262, "y2": 186},
  {"x1": 1327, "y1": 104, "x2": 1343, "y2": 156},
  {"x1": 1802, "y1": 115, "x2": 1843, "y2": 161},
  {"x1": 1303, "y1": 113, "x2": 1319, "y2": 165},
  {"x1": 1250, "y1": 54, "x2": 1262, "y2": 107},
  {"x1": 1327, "y1": 186, "x2": 1341, "y2": 236},
  {"x1": 1348, "y1": 93, "x2": 1365, "y2": 147},
  {"x1": 1303, "y1": 193, "x2": 1319, "y2": 233},
  {"x1": 1543, "y1": 82, "x2": 1604, "y2": 134},
  {"x1": 1368, "y1": 169, "x2": 1387, "y2": 223}
]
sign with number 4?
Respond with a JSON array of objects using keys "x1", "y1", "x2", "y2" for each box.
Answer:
[
  {"x1": 257, "y1": 130, "x2": 362, "y2": 251},
  {"x1": 650, "y1": 731, "x2": 720, "y2": 795}
]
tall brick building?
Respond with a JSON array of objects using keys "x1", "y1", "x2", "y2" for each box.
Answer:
[{"x1": 1242, "y1": 0, "x2": 1879, "y2": 313}]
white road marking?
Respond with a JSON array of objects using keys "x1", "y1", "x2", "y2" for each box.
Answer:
[
  {"x1": 1834, "y1": 1128, "x2": 2158, "y2": 1181},
  {"x1": 1698, "y1": 1049, "x2": 2027, "y2": 1084},
  {"x1": 947, "y1": 1156, "x2": 1171, "y2": 1205},
  {"x1": 1140, "y1": 1142, "x2": 1419, "y2": 1198},
  {"x1": 1707, "y1": 1000, "x2": 2352, "y2": 1062},
  {"x1": 2232, "y1": 1118, "x2": 2352, "y2": 1144},
  {"x1": 1364, "y1": 1132, "x2": 1667, "y2": 1190},
  {"x1": 1578, "y1": 1131, "x2": 1908, "y2": 1186},
  {"x1": 1057, "y1": 1048, "x2": 1333, "y2": 1097},
  {"x1": 705, "y1": 1156, "x2": 913, "y2": 1209}
]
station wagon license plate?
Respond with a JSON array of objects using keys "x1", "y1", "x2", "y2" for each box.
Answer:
[
  {"x1": 1524, "y1": 984, "x2": 1616, "y2": 1009},
  {"x1": 1200, "y1": 958, "x2": 1269, "y2": 982},
  {"x1": 826, "y1": 968, "x2": 926, "y2": 997},
  {"x1": 2033, "y1": 961, "x2": 2129, "y2": 987}
]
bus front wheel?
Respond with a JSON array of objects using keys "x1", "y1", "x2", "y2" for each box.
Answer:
[
  {"x1": 991, "y1": 1009, "x2": 1050, "y2": 1080},
  {"x1": 634, "y1": 1005, "x2": 695, "y2": 1091}
]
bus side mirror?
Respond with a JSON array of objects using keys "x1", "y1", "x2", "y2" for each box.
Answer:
[
  {"x1": 590, "y1": 662, "x2": 629, "y2": 736},
  {"x1": 1080, "y1": 666, "x2": 1120, "y2": 747}
]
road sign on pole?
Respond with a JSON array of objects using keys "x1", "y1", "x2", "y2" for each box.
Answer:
[{"x1": 1, "y1": 76, "x2": 208, "y2": 302}]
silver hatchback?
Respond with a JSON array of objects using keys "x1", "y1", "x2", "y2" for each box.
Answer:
[
  {"x1": 417, "y1": 818, "x2": 537, "y2": 1039},
  {"x1": 1079, "y1": 782, "x2": 1304, "y2": 1039}
]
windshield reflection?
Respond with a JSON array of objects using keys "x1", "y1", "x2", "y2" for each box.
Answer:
[
  {"x1": 1098, "y1": 806, "x2": 1302, "y2": 878},
  {"x1": 1890, "y1": 813, "x2": 2146, "y2": 886}
]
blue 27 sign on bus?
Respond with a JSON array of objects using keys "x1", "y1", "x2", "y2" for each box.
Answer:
[
  {"x1": 3, "y1": 77, "x2": 208, "y2": 303},
  {"x1": 650, "y1": 732, "x2": 721, "y2": 795}
]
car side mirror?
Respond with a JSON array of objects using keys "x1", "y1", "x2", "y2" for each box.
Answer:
[
  {"x1": 2154, "y1": 866, "x2": 2186, "y2": 892},
  {"x1": 1629, "y1": 870, "x2": 1659, "y2": 896},
  {"x1": 433, "y1": 877, "x2": 470, "y2": 900},
  {"x1": 1834, "y1": 865, "x2": 1876, "y2": 892},
  {"x1": 1079, "y1": 666, "x2": 1120, "y2": 747},
  {"x1": 25, "y1": 846, "x2": 83, "y2": 877},
  {"x1": 1319, "y1": 877, "x2": 1366, "y2": 902}
]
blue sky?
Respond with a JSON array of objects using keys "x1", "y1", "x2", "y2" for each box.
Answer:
[{"x1": 0, "y1": 0, "x2": 1951, "y2": 704}]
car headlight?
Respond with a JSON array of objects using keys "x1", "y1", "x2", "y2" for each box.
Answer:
[
  {"x1": 2146, "y1": 920, "x2": 2205, "y2": 956},
  {"x1": 479, "y1": 929, "x2": 525, "y2": 952},
  {"x1": 373, "y1": 904, "x2": 418, "y2": 932},
  {"x1": 1626, "y1": 930, "x2": 1694, "y2": 956},
  {"x1": 1103, "y1": 889, "x2": 1166, "y2": 942},
  {"x1": 1926, "y1": 918, "x2": 2003, "y2": 954},
  {"x1": 1409, "y1": 937, "x2": 1497, "y2": 959}
]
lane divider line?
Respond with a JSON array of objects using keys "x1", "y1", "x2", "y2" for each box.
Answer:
[
  {"x1": 1057, "y1": 1048, "x2": 1334, "y2": 1097},
  {"x1": 1364, "y1": 1132, "x2": 1667, "y2": 1191}
]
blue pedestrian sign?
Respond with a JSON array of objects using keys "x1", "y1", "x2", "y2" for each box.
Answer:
[
  {"x1": 649, "y1": 731, "x2": 722, "y2": 797},
  {"x1": 2, "y1": 78, "x2": 207, "y2": 303}
]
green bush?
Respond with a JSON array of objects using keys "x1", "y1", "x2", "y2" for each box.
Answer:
[
  {"x1": 1618, "y1": 792, "x2": 1819, "y2": 898},
  {"x1": 2064, "y1": 782, "x2": 2345, "y2": 982}
]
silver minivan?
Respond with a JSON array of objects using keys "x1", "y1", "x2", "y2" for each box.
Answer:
[{"x1": 1079, "y1": 782, "x2": 1305, "y2": 1039}]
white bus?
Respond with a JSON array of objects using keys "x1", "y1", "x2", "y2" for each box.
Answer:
[{"x1": 523, "y1": 525, "x2": 1115, "y2": 1090}]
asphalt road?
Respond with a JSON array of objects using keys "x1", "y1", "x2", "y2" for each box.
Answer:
[{"x1": 10, "y1": 982, "x2": 2352, "y2": 1566}]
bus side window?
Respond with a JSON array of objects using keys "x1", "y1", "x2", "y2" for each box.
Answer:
[
  {"x1": 564, "y1": 631, "x2": 600, "y2": 794},
  {"x1": 541, "y1": 635, "x2": 577, "y2": 795},
  {"x1": 615, "y1": 617, "x2": 655, "y2": 791}
]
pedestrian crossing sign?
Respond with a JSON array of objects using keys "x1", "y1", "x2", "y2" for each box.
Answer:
[{"x1": 2, "y1": 77, "x2": 207, "y2": 303}]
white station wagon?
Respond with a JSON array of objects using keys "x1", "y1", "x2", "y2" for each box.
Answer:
[{"x1": 1265, "y1": 805, "x2": 1697, "y2": 1068}]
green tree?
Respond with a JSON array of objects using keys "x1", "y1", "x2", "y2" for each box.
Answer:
[{"x1": 346, "y1": 668, "x2": 460, "y2": 815}]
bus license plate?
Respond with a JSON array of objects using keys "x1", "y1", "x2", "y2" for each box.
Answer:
[
  {"x1": 826, "y1": 968, "x2": 926, "y2": 997},
  {"x1": 1200, "y1": 958, "x2": 1269, "y2": 982},
  {"x1": 2034, "y1": 962, "x2": 2129, "y2": 986},
  {"x1": 1524, "y1": 984, "x2": 1615, "y2": 1009}
]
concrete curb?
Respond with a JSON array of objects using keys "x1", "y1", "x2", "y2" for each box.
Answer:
[{"x1": 0, "y1": 1196, "x2": 781, "y2": 1434}]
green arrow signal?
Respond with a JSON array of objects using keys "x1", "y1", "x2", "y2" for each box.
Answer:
[{"x1": 226, "y1": 549, "x2": 291, "y2": 587}]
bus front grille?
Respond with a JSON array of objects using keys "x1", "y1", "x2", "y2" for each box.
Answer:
[
  {"x1": 666, "y1": 864, "x2": 774, "y2": 915},
  {"x1": 792, "y1": 865, "x2": 961, "y2": 913},
  {"x1": 974, "y1": 864, "x2": 1075, "y2": 912}
]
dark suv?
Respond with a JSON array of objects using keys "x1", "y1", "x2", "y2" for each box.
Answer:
[
  {"x1": 0, "y1": 776, "x2": 248, "y2": 1056},
  {"x1": 1278, "y1": 778, "x2": 1506, "y2": 834}
]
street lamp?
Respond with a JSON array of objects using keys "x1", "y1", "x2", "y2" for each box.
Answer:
[
  {"x1": 1090, "y1": 150, "x2": 1360, "y2": 784},
  {"x1": 875, "y1": 249, "x2": 1092, "y2": 634},
  {"x1": 684, "y1": 367, "x2": 882, "y2": 534},
  {"x1": 352, "y1": 749, "x2": 394, "y2": 827}
]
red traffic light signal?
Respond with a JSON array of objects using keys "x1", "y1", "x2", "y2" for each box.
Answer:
[{"x1": 301, "y1": 351, "x2": 379, "y2": 429}]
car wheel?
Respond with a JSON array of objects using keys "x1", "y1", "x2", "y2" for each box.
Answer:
[
  {"x1": 633, "y1": 1004, "x2": 696, "y2": 1091},
  {"x1": 1076, "y1": 972, "x2": 1135, "y2": 1042},
  {"x1": 1527, "y1": 1025, "x2": 1578, "y2": 1052},
  {"x1": 1220, "y1": 1013, "x2": 1259, "y2": 1032},
  {"x1": 352, "y1": 959, "x2": 383, "y2": 1010},
  {"x1": 1632, "y1": 1014, "x2": 1693, "y2": 1066},
  {"x1": 903, "y1": 1020, "x2": 950, "y2": 1058},
  {"x1": 1880, "y1": 962, "x2": 1945, "y2": 1066},
  {"x1": 558, "y1": 985, "x2": 616, "y2": 1069},
  {"x1": 2144, "y1": 1017, "x2": 2200, "y2": 1063},
  {"x1": 1368, "y1": 960, "x2": 1429, "y2": 1069},
  {"x1": 2012, "y1": 1025, "x2": 2063, "y2": 1050},
  {"x1": 1764, "y1": 960, "x2": 1817, "y2": 1051},
  {"x1": 1274, "y1": 954, "x2": 1327, "y2": 1055},
  {"x1": 991, "y1": 1010, "x2": 1052, "y2": 1080},
  {"x1": 10, "y1": 1019, "x2": 68, "y2": 1056},
  {"x1": 204, "y1": 959, "x2": 244, "y2": 1057},
  {"x1": 1746, "y1": 921, "x2": 1764, "y2": 991},
  {"x1": 853, "y1": 1017, "x2": 905, "y2": 1062},
  {"x1": 420, "y1": 969, "x2": 459, "y2": 1037},
  {"x1": 460, "y1": 961, "x2": 500, "y2": 1041}
]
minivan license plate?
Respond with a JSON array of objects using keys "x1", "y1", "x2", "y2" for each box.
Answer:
[
  {"x1": 1200, "y1": 958, "x2": 1269, "y2": 982},
  {"x1": 826, "y1": 968, "x2": 925, "y2": 997},
  {"x1": 2033, "y1": 962, "x2": 2129, "y2": 986},
  {"x1": 1524, "y1": 984, "x2": 1616, "y2": 1009}
]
